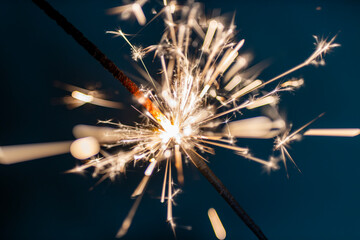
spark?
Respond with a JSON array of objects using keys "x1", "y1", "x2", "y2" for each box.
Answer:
[
  {"x1": 274, "y1": 113, "x2": 325, "y2": 175},
  {"x1": 226, "y1": 116, "x2": 284, "y2": 139},
  {"x1": 304, "y1": 128, "x2": 360, "y2": 137},
  {"x1": 55, "y1": 82, "x2": 123, "y2": 109},
  {"x1": 280, "y1": 77, "x2": 304, "y2": 89},
  {"x1": 311, "y1": 35, "x2": 340, "y2": 66},
  {"x1": 0, "y1": 138, "x2": 100, "y2": 164},
  {"x1": 208, "y1": 208, "x2": 226, "y2": 240},
  {"x1": 0, "y1": 141, "x2": 72, "y2": 164},
  {"x1": 70, "y1": 137, "x2": 100, "y2": 160},
  {"x1": 106, "y1": 29, "x2": 157, "y2": 89},
  {"x1": 108, "y1": 0, "x2": 148, "y2": 26},
  {"x1": 131, "y1": 46, "x2": 146, "y2": 61},
  {"x1": 72, "y1": 90, "x2": 94, "y2": 102}
]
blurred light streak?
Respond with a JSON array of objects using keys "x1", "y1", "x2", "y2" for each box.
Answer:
[
  {"x1": 304, "y1": 128, "x2": 360, "y2": 137},
  {"x1": 208, "y1": 208, "x2": 226, "y2": 240}
]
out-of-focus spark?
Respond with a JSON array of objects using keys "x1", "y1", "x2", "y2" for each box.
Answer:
[
  {"x1": 71, "y1": 91, "x2": 122, "y2": 109},
  {"x1": 116, "y1": 190, "x2": 145, "y2": 238},
  {"x1": 131, "y1": 175, "x2": 150, "y2": 198},
  {"x1": 72, "y1": 90, "x2": 94, "y2": 102},
  {"x1": 202, "y1": 20, "x2": 218, "y2": 52},
  {"x1": 304, "y1": 129, "x2": 360, "y2": 137},
  {"x1": 246, "y1": 96, "x2": 278, "y2": 110},
  {"x1": 224, "y1": 75, "x2": 242, "y2": 92},
  {"x1": 0, "y1": 141, "x2": 72, "y2": 164},
  {"x1": 108, "y1": 0, "x2": 147, "y2": 26},
  {"x1": 280, "y1": 78, "x2": 304, "y2": 89},
  {"x1": 229, "y1": 79, "x2": 262, "y2": 101},
  {"x1": 144, "y1": 158, "x2": 157, "y2": 176},
  {"x1": 73, "y1": 124, "x2": 122, "y2": 144},
  {"x1": 161, "y1": 158, "x2": 169, "y2": 203},
  {"x1": 70, "y1": 137, "x2": 100, "y2": 160},
  {"x1": 132, "y1": 3, "x2": 146, "y2": 26},
  {"x1": 208, "y1": 208, "x2": 226, "y2": 240},
  {"x1": 200, "y1": 39, "x2": 245, "y2": 98},
  {"x1": 226, "y1": 116, "x2": 283, "y2": 139},
  {"x1": 56, "y1": 82, "x2": 123, "y2": 109},
  {"x1": 175, "y1": 144, "x2": 184, "y2": 184},
  {"x1": 224, "y1": 55, "x2": 250, "y2": 82},
  {"x1": 0, "y1": 137, "x2": 100, "y2": 165}
]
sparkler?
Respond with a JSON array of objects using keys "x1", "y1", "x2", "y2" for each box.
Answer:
[
  {"x1": 3, "y1": 0, "x2": 355, "y2": 239},
  {"x1": 304, "y1": 129, "x2": 360, "y2": 137}
]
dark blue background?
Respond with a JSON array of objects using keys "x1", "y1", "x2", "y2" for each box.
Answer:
[{"x1": 0, "y1": 0, "x2": 359, "y2": 239}]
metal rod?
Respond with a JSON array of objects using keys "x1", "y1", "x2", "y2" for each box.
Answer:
[{"x1": 185, "y1": 148, "x2": 267, "y2": 240}]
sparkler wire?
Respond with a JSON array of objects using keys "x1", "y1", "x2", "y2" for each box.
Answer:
[
  {"x1": 32, "y1": 0, "x2": 268, "y2": 238},
  {"x1": 184, "y1": 148, "x2": 267, "y2": 240}
]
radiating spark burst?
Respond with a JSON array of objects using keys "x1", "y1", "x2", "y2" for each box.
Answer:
[
  {"x1": 5, "y1": 0, "x2": 356, "y2": 238},
  {"x1": 64, "y1": 1, "x2": 343, "y2": 236}
]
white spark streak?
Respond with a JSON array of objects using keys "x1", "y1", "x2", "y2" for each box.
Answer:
[
  {"x1": 174, "y1": 144, "x2": 184, "y2": 184},
  {"x1": 144, "y1": 158, "x2": 157, "y2": 176},
  {"x1": 304, "y1": 129, "x2": 360, "y2": 137},
  {"x1": 208, "y1": 208, "x2": 226, "y2": 240},
  {"x1": 116, "y1": 192, "x2": 144, "y2": 238},
  {"x1": 224, "y1": 74, "x2": 242, "y2": 91},
  {"x1": 0, "y1": 141, "x2": 72, "y2": 164},
  {"x1": 224, "y1": 55, "x2": 250, "y2": 82},
  {"x1": 226, "y1": 116, "x2": 280, "y2": 139},
  {"x1": 202, "y1": 20, "x2": 218, "y2": 52},
  {"x1": 230, "y1": 79, "x2": 262, "y2": 100},
  {"x1": 108, "y1": 0, "x2": 147, "y2": 26},
  {"x1": 280, "y1": 78, "x2": 304, "y2": 89},
  {"x1": 72, "y1": 125, "x2": 120, "y2": 143},
  {"x1": 57, "y1": 83, "x2": 123, "y2": 109},
  {"x1": 72, "y1": 90, "x2": 93, "y2": 102},
  {"x1": 132, "y1": 176, "x2": 150, "y2": 198},
  {"x1": 132, "y1": 3, "x2": 146, "y2": 26},
  {"x1": 246, "y1": 96, "x2": 277, "y2": 110}
]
